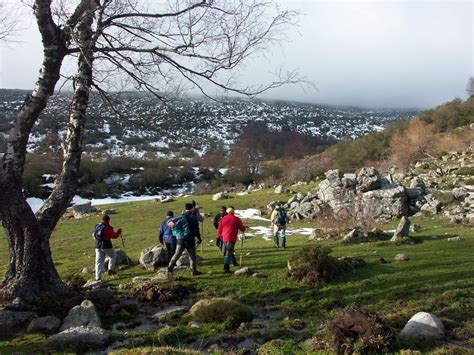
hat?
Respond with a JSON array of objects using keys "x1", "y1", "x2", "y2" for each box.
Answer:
[
  {"x1": 166, "y1": 211, "x2": 174, "y2": 217},
  {"x1": 185, "y1": 203, "x2": 193, "y2": 211},
  {"x1": 226, "y1": 207, "x2": 235, "y2": 214}
]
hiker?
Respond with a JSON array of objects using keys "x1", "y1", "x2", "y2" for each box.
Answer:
[
  {"x1": 213, "y1": 206, "x2": 227, "y2": 229},
  {"x1": 271, "y1": 205, "x2": 289, "y2": 248},
  {"x1": 167, "y1": 203, "x2": 203, "y2": 276},
  {"x1": 158, "y1": 210, "x2": 176, "y2": 263},
  {"x1": 191, "y1": 200, "x2": 204, "y2": 222},
  {"x1": 217, "y1": 207, "x2": 246, "y2": 274},
  {"x1": 93, "y1": 214, "x2": 122, "y2": 281}
]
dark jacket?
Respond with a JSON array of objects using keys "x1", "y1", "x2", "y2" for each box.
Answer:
[
  {"x1": 95, "y1": 221, "x2": 121, "y2": 249},
  {"x1": 213, "y1": 211, "x2": 227, "y2": 230},
  {"x1": 179, "y1": 212, "x2": 201, "y2": 248},
  {"x1": 159, "y1": 216, "x2": 175, "y2": 244}
]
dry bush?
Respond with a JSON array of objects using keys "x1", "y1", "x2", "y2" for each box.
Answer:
[
  {"x1": 389, "y1": 119, "x2": 436, "y2": 166},
  {"x1": 432, "y1": 128, "x2": 474, "y2": 154}
]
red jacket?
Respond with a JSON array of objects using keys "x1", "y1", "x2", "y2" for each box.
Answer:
[
  {"x1": 95, "y1": 221, "x2": 121, "y2": 249},
  {"x1": 217, "y1": 213, "x2": 246, "y2": 243}
]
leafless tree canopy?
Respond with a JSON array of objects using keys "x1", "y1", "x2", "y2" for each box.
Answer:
[{"x1": 0, "y1": 1, "x2": 18, "y2": 40}]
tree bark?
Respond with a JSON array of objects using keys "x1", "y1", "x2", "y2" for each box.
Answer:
[{"x1": 0, "y1": 0, "x2": 96, "y2": 303}]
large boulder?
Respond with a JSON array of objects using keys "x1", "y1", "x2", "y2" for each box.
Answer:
[
  {"x1": 356, "y1": 186, "x2": 408, "y2": 220},
  {"x1": 410, "y1": 176, "x2": 426, "y2": 194},
  {"x1": 72, "y1": 202, "x2": 93, "y2": 218},
  {"x1": 104, "y1": 248, "x2": 131, "y2": 269},
  {"x1": 48, "y1": 326, "x2": 111, "y2": 349},
  {"x1": 420, "y1": 194, "x2": 442, "y2": 215},
  {"x1": 60, "y1": 300, "x2": 101, "y2": 332},
  {"x1": 0, "y1": 310, "x2": 37, "y2": 337},
  {"x1": 27, "y1": 316, "x2": 61, "y2": 334},
  {"x1": 400, "y1": 312, "x2": 445, "y2": 340},
  {"x1": 139, "y1": 245, "x2": 168, "y2": 270},
  {"x1": 274, "y1": 185, "x2": 287, "y2": 194},
  {"x1": 176, "y1": 250, "x2": 203, "y2": 267}
]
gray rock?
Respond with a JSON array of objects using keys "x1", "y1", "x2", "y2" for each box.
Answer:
[
  {"x1": 151, "y1": 306, "x2": 189, "y2": 322},
  {"x1": 410, "y1": 176, "x2": 426, "y2": 193},
  {"x1": 405, "y1": 187, "x2": 424, "y2": 199},
  {"x1": 400, "y1": 312, "x2": 445, "y2": 340},
  {"x1": 394, "y1": 254, "x2": 410, "y2": 261},
  {"x1": 60, "y1": 300, "x2": 101, "y2": 332},
  {"x1": 447, "y1": 236, "x2": 461, "y2": 241},
  {"x1": 295, "y1": 202, "x2": 313, "y2": 217},
  {"x1": 420, "y1": 198, "x2": 442, "y2": 215},
  {"x1": 212, "y1": 192, "x2": 229, "y2": 201},
  {"x1": 82, "y1": 267, "x2": 91, "y2": 274},
  {"x1": 105, "y1": 248, "x2": 130, "y2": 269},
  {"x1": 252, "y1": 273, "x2": 267, "y2": 278},
  {"x1": 356, "y1": 167, "x2": 382, "y2": 192},
  {"x1": 102, "y1": 209, "x2": 116, "y2": 215},
  {"x1": 452, "y1": 188, "x2": 468, "y2": 200},
  {"x1": 132, "y1": 276, "x2": 152, "y2": 284},
  {"x1": 73, "y1": 202, "x2": 92, "y2": 214},
  {"x1": 391, "y1": 216, "x2": 410, "y2": 241},
  {"x1": 325, "y1": 169, "x2": 343, "y2": 186},
  {"x1": 48, "y1": 326, "x2": 111, "y2": 348},
  {"x1": 0, "y1": 310, "x2": 37, "y2": 335},
  {"x1": 139, "y1": 245, "x2": 168, "y2": 270},
  {"x1": 342, "y1": 228, "x2": 363, "y2": 242},
  {"x1": 27, "y1": 316, "x2": 61, "y2": 334},
  {"x1": 176, "y1": 250, "x2": 203, "y2": 267},
  {"x1": 274, "y1": 185, "x2": 287, "y2": 194},
  {"x1": 356, "y1": 186, "x2": 408, "y2": 220},
  {"x1": 82, "y1": 280, "x2": 106, "y2": 290},
  {"x1": 234, "y1": 267, "x2": 252, "y2": 276},
  {"x1": 410, "y1": 224, "x2": 422, "y2": 233}
]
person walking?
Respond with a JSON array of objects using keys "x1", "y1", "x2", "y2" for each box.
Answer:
[
  {"x1": 93, "y1": 214, "x2": 122, "y2": 281},
  {"x1": 213, "y1": 206, "x2": 227, "y2": 229},
  {"x1": 271, "y1": 205, "x2": 289, "y2": 248},
  {"x1": 167, "y1": 203, "x2": 203, "y2": 276},
  {"x1": 158, "y1": 210, "x2": 176, "y2": 263},
  {"x1": 217, "y1": 207, "x2": 246, "y2": 274}
]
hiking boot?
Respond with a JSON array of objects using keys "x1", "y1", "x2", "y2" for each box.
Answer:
[
  {"x1": 233, "y1": 261, "x2": 239, "y2": 267},
  {"x1": 224, "y1": 269, "x2": 231, "y2": 274},
  {"x1": 192, "y1": 270, "x2": 202, "y2": 276},
  {"x1": 107, "y1": 270, "x2": 116, "y2": 275}
]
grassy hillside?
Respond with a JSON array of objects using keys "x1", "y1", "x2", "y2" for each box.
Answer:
[{"x1": 0, "y1": 188, "x2": 473, "y2": 353}]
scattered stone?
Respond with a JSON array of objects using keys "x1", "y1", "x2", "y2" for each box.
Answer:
[
  {"x1": 212, "y1": 192, "x2": 229, "y2": 201},
  {"x1": 410, "y1": 224, "x2": 422, "y2": 233},
  {"x1": 132, "y1": 276, "x2": 152, "y2": 284},
  {"x1": 400, "y1": 312, "x2": 445, "y2": 340},
  {"x1": 274, "y1": 185, "x2": 287, "y2": 194},
  {"x1": 452, "y1": 188, "x2": 468, "y2": 200},
  {"x1": 102, "y1": 209, "x2": 116, "y2": 215},
  {"x1": 151, "y1": 306, "x2": 189, "y2": 322},
  {"x1": 252, "y1": 273, "x2": 267, "y2": 278},
  {"x1": 0, "y1": 310, "x2": 37, "y2": 336},
  {"x1": 447, "y1": 237, "x2": 461, "y2": 242},
  {"x1": 73, "y1": 202, "x2": 92, "y2": 215},
  {"x1": 159, "y1": 196, "x2": 174, "y2": 203},
  {"x1": 48, "y1": 326, "x2": 111, "y2": 349},
  {"x1": 188, "y1": 321, "x2": 200, "y2": 329},
  {"x1": 450, "y1": 215, "x2": 464, "y2": 224},
  {"x1": 342, "y1": 228, "x2": 363, "y2": 242},
  {"x1": 376, "y1": 257, "x2": 387, "y2": 264},
  {"x1": 234, "y1": 267, "x2": 253, "y2": 276},
  {"x1": 60, "y1": 300, "x2": 101, "y2": 332},
  {"x1": 394, "y1": 254, "x2": 410, "y2": 261},
  {"x1": 176, "y1": 250, "x2": 203, "y2": 266},
  {"x1": 390, "y1": 216, "x2": 410, "y2": 241},
  {"x1": 27, "y1": 316, "x2": 61, "y2": 334},
  {"x1": 82, "y1": 280, "x2": 106, "y2": 290},
  {"x1": 82, "y1": 267, "x2": 91, "y2": 274},
  {"x1": 139, "y1": 245, "x2": 168, "y2": 270}
]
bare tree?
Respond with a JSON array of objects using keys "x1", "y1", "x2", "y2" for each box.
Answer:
[
  {"x1": 0, "y1": 0, "x2": 300, "y2": 303},
  {"x1": 0, "y1": 1, "x2": 18, "y2": 41}
]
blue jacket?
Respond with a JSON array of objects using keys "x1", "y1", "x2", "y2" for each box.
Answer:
[{"x1": 159, "y1": 217, "x2": 176, "y2": 244}]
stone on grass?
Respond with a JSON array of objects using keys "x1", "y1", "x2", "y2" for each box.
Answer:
[
  {"x1": 82, "y1": 280, "x2": 106, "y2": 290},
  {"x1": 27, "y1": 316, "x2": 61, "y2": 334},
  {"x1": 102, "y1": 209, "x2": 116, "y2": 215},
  {"x1": 400, "y1": 312, "x2": 445, "y2": 340},
  {"x1": 342, "y1": 228, "x2": 363, "y2": 242},
  {"x1": 0, "y1": 310, "x2": 37, "y2": 336},
  {"x1": 189, "y1": 298, "x2": 253, "y2": 325},
  {"x1": 60, "y1": 300, "x2": 101, "y2": 332},
  {"x1": 252, "y1": 272, "x2": 267, "y2": 278},
  {"x1": 48, "y1": 326, "x2": 111, "y2": 349},
  {"x1": 390, "y1": 216, "x2": 410, "y2": 241},
  {"x1": 234, "y1": 267, "x2": 252, "y2": 276},
  {"x1": 151, "y1": 306, "x2": 189, "y2": 322},
  {"x1": 394, "y1": 254, "x2": 410, "y2": 261},
  {"x1": 447, "y1": 236, "x2": 461, "y2": 242},
  {"x1": 274, "y1": 185, "x2": 287, "y2": 194},
  {"x1": 176, "y1": 250, "x2": 203, "y2": 266},
  {"x1": 212, "y1": 192, "x2": 228, "y2": 201},
  {"x1": 139, "y1": 245, "x2": 168, "y2": 270}
]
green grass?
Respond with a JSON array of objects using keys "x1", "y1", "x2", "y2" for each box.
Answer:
[{"x1": 0, "y1": 188, "x2": 473, "y2": 353}]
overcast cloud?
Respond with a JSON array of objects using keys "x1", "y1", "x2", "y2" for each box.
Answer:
[{"x1": 0, "y1": 0, "x2": 472, "y2": 108}]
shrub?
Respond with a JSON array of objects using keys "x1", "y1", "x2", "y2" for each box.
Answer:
[
  {"x1": 258, "y1": 339, "x2": 299, "y2": 354},
  {"x1": 286, "y1": 246, "x2": 349, "y2": 286},
  {"x1": 189, "y1": 298, "x2": 253, "y2": 326},
  {"x1": 458, "y1": 166, "x2": 474, "y2": 176}
]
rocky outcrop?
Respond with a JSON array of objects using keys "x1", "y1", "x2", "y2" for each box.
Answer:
[
  {"x1": 48, "y1": 326, "x2": 111, "y2": 349},
  {"x1": 0, "y1": 310, "x2": 37, "y2": 337},
  {"x1": 390, "y1": 216, "x2": 410, "y2": 241},
  {"x1": 27, "y1": 316, "x2": 61, "y2": 334}
]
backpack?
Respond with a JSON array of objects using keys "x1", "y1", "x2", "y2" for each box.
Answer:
[
  {"x1": 92, "y1": 223, "x2": 106, "y2": 241},
  {"x1": 275, "y1": 210, "x2": 288, "y2": 226},
  {"x1": 168, "y1": 215, "x2": 190, "y2": 240}
]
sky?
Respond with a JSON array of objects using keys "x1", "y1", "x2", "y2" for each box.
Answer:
[{"x1": 0, "y1": 0, "x2": 472, "y2": 109}]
